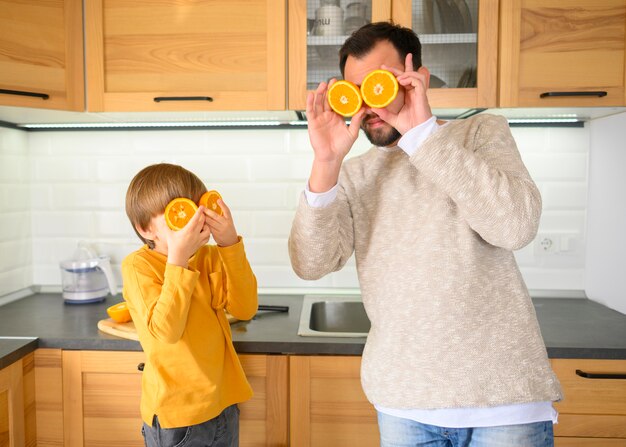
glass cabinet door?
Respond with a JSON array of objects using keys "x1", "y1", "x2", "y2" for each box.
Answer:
[
  {"x1": 288, "y1": 0, "x2": 392, "y2": 110},
  {"x1": 288, "y1": 0, "x2": 497, "y2": 110},
  {"x1": 392, "y1": 0, "x2": 498, "y2": 108}
]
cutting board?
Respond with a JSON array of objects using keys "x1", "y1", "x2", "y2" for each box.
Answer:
[{"x1": 97, "y1": 313, "x2": 239, "y2": 341}]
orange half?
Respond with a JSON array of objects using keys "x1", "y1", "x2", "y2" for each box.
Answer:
[
  {"x1": 360, "y1": 69, "x2": 399, "y2": 108},
  {"x1": 327, "y1": 80, "x2": 363, "y2": 117},
  {"x1": 199, "y1": 190, "x2": 223, "y2": 216},
  {"x1": 164, "y1": 197, "x2": 198, "y2": 231},
  {"x1": 107, "y1": 302, "x2": 132, "y2": 323}
]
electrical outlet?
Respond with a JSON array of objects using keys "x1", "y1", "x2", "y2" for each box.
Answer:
[
  {"x1": 537, "y1": 234, "x2": 558, "y2": 253},
  {"x1": 534, "y1": 233, "x2": 579, "y2": 256}
]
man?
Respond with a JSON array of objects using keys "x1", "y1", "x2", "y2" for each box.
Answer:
[{"x1": 289, "y1": 22, "x2": 562, "y2": 446}]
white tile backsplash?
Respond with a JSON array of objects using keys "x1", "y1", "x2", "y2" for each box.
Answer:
[
  {"x1": 0, "y1": 127, "x2": 31, "y2": 296},
  {"x1": 0, "y1": 121, "x2": 590, "y2": 295}
]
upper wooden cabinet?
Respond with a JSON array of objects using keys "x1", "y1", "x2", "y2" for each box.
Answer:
[
  {"x1": 288, "y1": 0, "x2": 499, "y2": 110},
  {"x1": 499, "y1": 0, "x2": 626, "y2": 107},
  {"x1": 85, "y1": 0, "x2": 286, "y2": 112},
  {"x1": 0, "y1": 0, "x2": 84, "y2": 111}
]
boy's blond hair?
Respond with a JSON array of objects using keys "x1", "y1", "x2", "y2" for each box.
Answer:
[{"x1": 126, "y1": 163, "x2": 207, "y2": 248}]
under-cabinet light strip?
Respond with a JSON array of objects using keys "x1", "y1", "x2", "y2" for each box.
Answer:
[
  {"x1": 16, "y1": 118, "x2": 582, "y2": 130},
  {"x1": 20, "y1": 120, "x2": 309, "y2": 129}
]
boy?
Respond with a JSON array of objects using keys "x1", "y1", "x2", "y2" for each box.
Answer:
[{"x1": 122, "y1": 163, "x2": 257, "y2": 447}]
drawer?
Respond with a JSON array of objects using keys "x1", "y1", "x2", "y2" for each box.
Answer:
[{"x1": 552, "y1": 359, "x2": 626, "y2": 439}]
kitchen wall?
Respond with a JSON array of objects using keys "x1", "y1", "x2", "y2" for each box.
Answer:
[
  {"x1": 0, "y1": 119, "x2": 589, "y2": 296},
  {"x1": 0, "y1": 127, "x2": 32, "y2": 297}
]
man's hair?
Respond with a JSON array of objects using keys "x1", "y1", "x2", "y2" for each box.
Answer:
[
  {"x1": 339, "y1": 22, "x2": 422, "y2": 77},
  {"x1": 125, "y1": 163, "x2": 207, "y2": 247}
]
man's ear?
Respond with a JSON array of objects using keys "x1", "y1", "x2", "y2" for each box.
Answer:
[{"x1": 418, "y1": 66, "x2": 430, "y2": 90}]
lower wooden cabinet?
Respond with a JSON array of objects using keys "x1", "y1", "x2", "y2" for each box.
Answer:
[
  {"x1": 553, "y1": 359, "x2": 626, "y2": 447},
  {"x1": 27, "y1": 351, "x2": 626, "y2": 446},
  {"x1": 0, "y1": 353, "x2": 35, "y2": 447},
  {"x1": 33, "y1": 349, "x2": 287, "y2": 447},
  {"x1": 289, "y1": 356, "x2": 379, "y2": 447}
]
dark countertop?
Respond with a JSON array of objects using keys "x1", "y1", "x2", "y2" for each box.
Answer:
[
  {"x1": 0, "y1": 337, "x2": 38, "y2": 369},
  {"x1": 0, "y1": 293, "x2": 625, "y2": 368}
]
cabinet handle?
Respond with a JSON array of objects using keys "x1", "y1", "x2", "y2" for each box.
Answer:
[
  {"x1": 576, "y1": 369, "x2": 626, "y2": 380},
  {"x1": 153, "y1": 96, "x2": 214, "y2": 102},
  {"x1": 540, "y1": 91, "x2": 607, "y2": 98},
  {"x1": 0, "y1": 88, "x2": 49, "y2": 100},
  {"x1": 137, "y1": 362, "x2": 145, "y2": 371},
  {"x1": 258, "y1": 305, "x2": 289, "y2": 312}
]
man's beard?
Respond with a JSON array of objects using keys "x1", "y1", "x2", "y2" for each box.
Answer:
[{"x1": 361, "y1": 120, "x2": 401, "y2": 147}]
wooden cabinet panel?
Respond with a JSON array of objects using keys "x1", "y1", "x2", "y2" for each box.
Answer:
[
  {"x1": 0, "y1": 0, "x2": 84, "y2": 110},
  {"x1": 552, "y1": 358, "x2": 626, "y2": 441},
  {"x1": 499, "y1": 0, "x2": 626, "y2": 107},
  {"x1": 0, "y1": 355, "x2": 31, "y2": 447},
  {"x1": 55, "y1": 351, "x2": 286, "y2": 447},
  {"x1": 86, "y1": 0, "x2": 286, "y2": 112},
  {"x1": 290, "y1": 356, "x2": 379, "y2": 447}
]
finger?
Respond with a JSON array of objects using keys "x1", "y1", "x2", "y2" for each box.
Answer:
[
  {"x1": 381, "y1": 64, "x2": 404, "y2": 77},
  {"x1": 313, "y1": 82, "x2": 328, "y2": 113},
  {"x1": 348, "y1": 108, "x2": 365, "y2": 135},
  {"x1": 322, "y1": 78, "x2": 336, "y2": 113},
  {"x1": 405, "y1": 52, "x2": 413, "y2": 72},
  {"x1": 217, "y1": 199, "x2": 231, "y2": 219}
]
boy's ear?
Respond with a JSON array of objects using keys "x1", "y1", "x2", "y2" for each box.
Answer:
[{"x1": 135, "y1": 223, "x2": 155, "y2": 241}]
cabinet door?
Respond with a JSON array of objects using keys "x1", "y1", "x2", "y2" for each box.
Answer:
[
  {"x1": 85, "y1": 0, "x2": 286, "y2": 112},
  {"x1": 499, "y1": 0, "x2": 626, "y2": 107},
  {"x1": 290, "y1": 356, "x2": 379, "y2": 447},
  {"x1": 392, "y1": 0, "x2": 498, "y2": 108},
  {"x1": 0, "y1": 355, "x2": 31, "y2": 447},
  {"x1": 58, "y1": 351, "x2": 287, "y2": 447},
  {"x1": 552, "y1": 359, "x2": 626, "y2": 445},
  {"x1": 288, "y1": 0, "x2": 393, "y2": 110},
  {"x1": 0, "y1": 0, "x2": 84, "y2": 111}
]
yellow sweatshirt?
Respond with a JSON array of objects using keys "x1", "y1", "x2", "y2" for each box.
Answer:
[{"x1": 121, "y1": 237, "x2": 258, "y2": 428}]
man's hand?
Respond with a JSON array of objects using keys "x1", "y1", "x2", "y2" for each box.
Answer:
[
  {"x1": 374, "y1": 53, "x2": 433, "y2": 135},
  {"x1": 204, "y1": 199, "x2": 239, "y2": 247},
  {"x1": 307, "y1": 80, "x2": 365, "y2": 192}
]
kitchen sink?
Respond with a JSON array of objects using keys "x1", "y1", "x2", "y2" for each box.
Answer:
[{"x1": 298, "y1": 295, "x2": 370, "y2": 337}]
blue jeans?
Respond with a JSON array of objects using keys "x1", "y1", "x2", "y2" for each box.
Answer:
[
  {"x1": 377, "y1": 411, "x2": 554, "y2": 447},
  {"x1": 142, "y1": 404, "x2": 239, "y2": 447}
]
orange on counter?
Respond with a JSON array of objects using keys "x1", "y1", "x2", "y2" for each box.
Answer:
[
  {"x1": 107, "y1": 302, "x2": 132, "y2": 323},
  {"x1": 199, "y1": 190, "x2": 223, "y2": 216},
  {"x1": 360, "y1": 69, "x2": 399, "y2": 108},
  {"x1": 165, "y1": 197, "x2": 198, "y2": 231},
  {"x1": 327, "y1": 80, "x2": 363, "y2": 117}
]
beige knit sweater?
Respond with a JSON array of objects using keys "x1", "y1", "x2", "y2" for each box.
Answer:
[{"x1": 289, "y1": 114, "x2": 562, "y2": 409}]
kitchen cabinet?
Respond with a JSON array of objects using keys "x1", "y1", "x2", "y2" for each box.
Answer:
[
  {"x1": 289, "y1": 356, "x2": 379, "y2": 447},
  {"x1": 85, "y1": 0, "x2": 286, "y2": 112},
  {"x1": 0, "y1": 0, "x2": 84, "y2": 111},
  {"x1": 499, "y1": 0, "x2": 626, "y2": 107},
  {"x1": 0, "y1": 353, "x2": 35, "y2": 447},
  {"x1": 288, "y1": 0, "x2": 498, "y2": 110},
  {"x1": 33, "y1": 350, "x2": 288, "y2": 446},
  {"x1": 552, "y1": 359, "x2": 626, "y2": 446}
]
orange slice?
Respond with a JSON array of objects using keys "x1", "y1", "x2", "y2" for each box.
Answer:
[
  {"x1": 327, "y1": 80, "x2": 363, "y2": 117},
  {"x1": 360, "y1": 69, "x2": 399, "y2": 108},
  {"x1": 107, "y1": 302, "x2": 132, "y2": 323},
  {"x1": 199, "y1": 190, "x2": 223, "y2": 216},
  {"x1": 164, "y1": 197, "x2": 198, "y2": 231}
]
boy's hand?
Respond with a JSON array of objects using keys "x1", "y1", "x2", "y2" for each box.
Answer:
[
  {"x1": 204, "y1": 199, "x2": 239, "y2": 247},
  {"x1": 165, "y1": 207, "x2": 212, "y2": 267}
]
